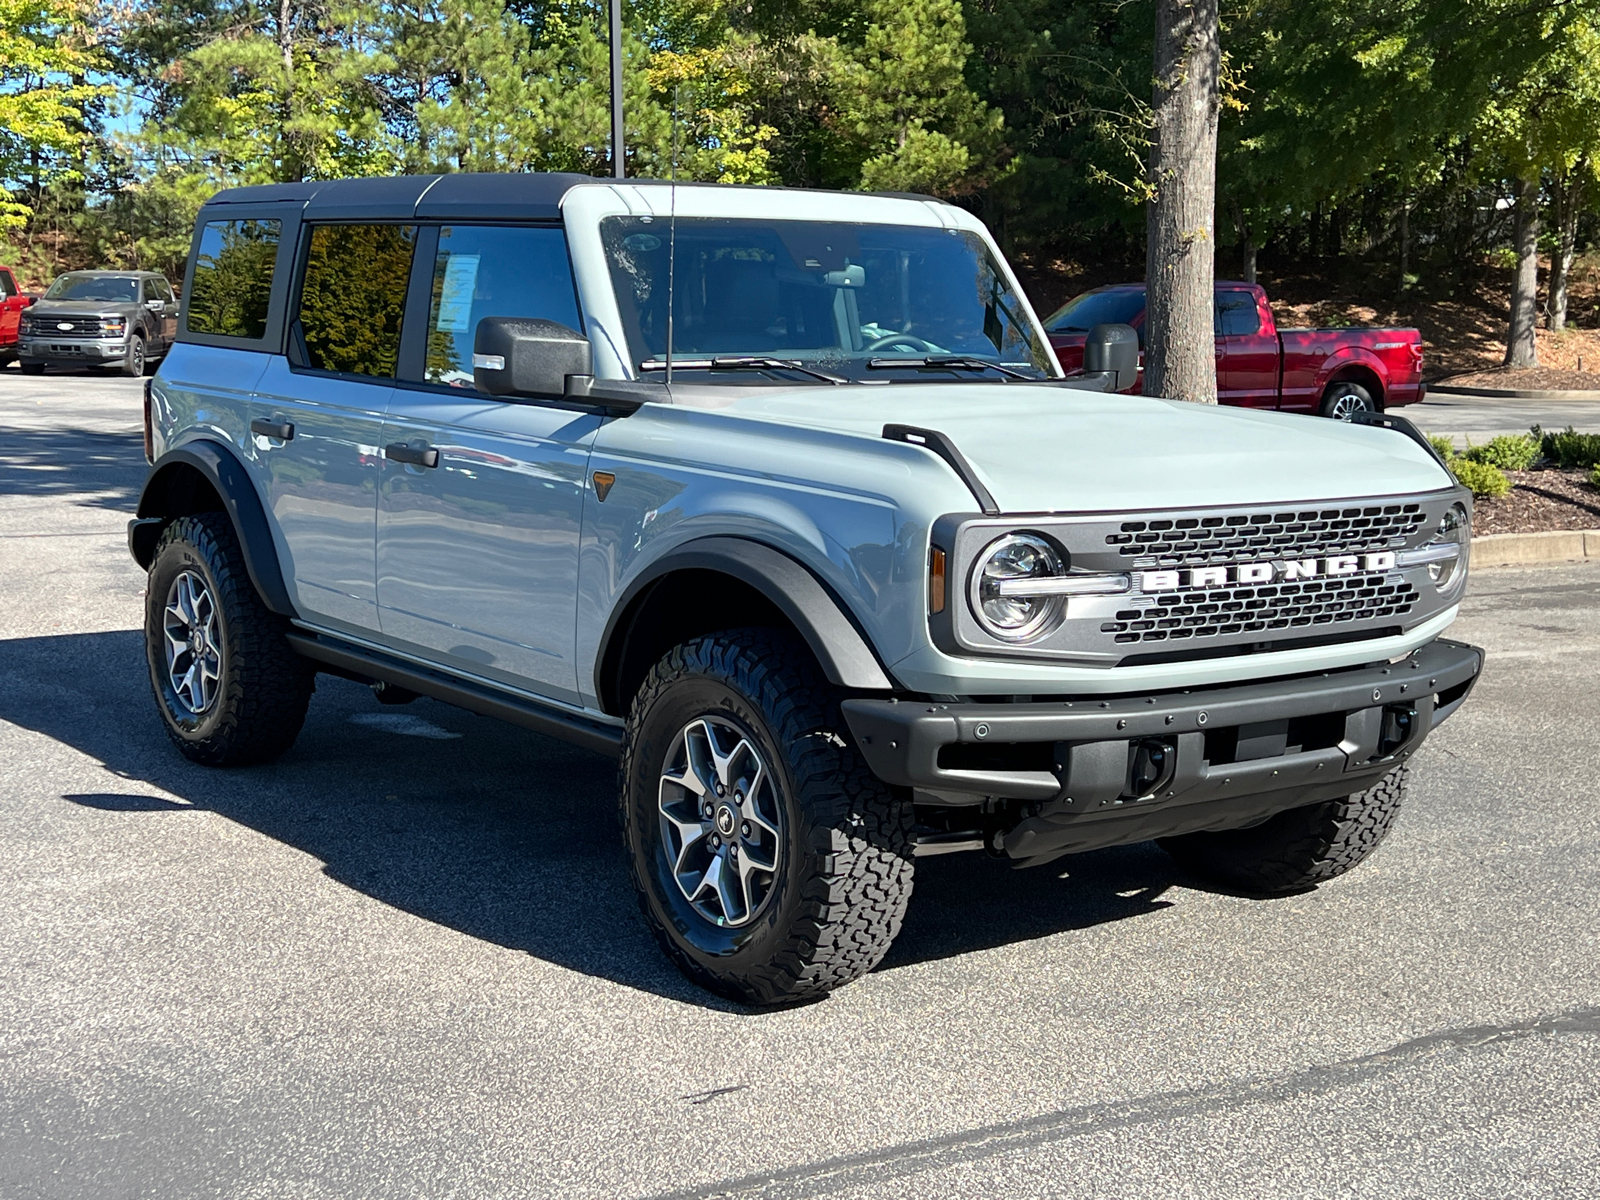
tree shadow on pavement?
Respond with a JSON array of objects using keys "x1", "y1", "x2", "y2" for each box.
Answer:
[
  {"x1": 0, "y1": 428, "x2": 147, "y2": 509},
  {"x1": 1, "y1": 629, "x2": 1192, "y2": 1008}
]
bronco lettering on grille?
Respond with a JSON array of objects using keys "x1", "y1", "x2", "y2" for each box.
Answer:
[{"x1": 1140, "y1": 552, "x2": 1396, "y2": 593}]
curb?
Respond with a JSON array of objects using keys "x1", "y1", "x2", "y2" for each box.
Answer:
[
  {"x1": 1472, "y1": 529, "x2": 1600, "y2": 568},
  {"x1": 1429, "y1": 384, "x2": 1600, "y2": 401}
]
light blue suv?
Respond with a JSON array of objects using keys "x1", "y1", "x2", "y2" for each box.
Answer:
[{"x1": 131, "y1": 173, "x2": 1482, "y2": 1004}]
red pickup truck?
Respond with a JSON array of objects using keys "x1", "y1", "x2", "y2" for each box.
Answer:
[
  {"x1": 1043, "y1": 282, "x2": 1425, "y2": 418},
  {"x1": 1, "y1": 265, "x2": 38, "y2": 365}
]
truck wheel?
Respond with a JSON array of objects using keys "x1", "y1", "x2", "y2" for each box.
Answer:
[
  {"x1": 20, "y1": 361, "x2": 44, "y2": 375},
  {"x1": 144, "y1": 513, "x2": 314, "y2": 766},
  {"x1": 1320, "y1": 381, "x2": 1377, "y2": 420},
  {"x1": 1158, "y1": 767, "x2": 1407, "y2": 894},
  {"x1": 120, "y1": 333, "x2": 146, "y2": 378},
  {"x1": 620, "y1": 629, "x2": 914, "y2": 1006}
]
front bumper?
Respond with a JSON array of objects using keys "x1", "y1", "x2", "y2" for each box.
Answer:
[
  {"x1": 842, "y1": 638, "x2": 1482, "y2": 866},
  {"x1": 19, "y1": 337, "x2": 129, "y2": 362}
]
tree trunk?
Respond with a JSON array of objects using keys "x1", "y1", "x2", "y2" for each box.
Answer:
[
  {"x1": 1397, "y1": 197, "x2": 1410, "y2": 295},
  {"x1": 1144, "y1": 0, "x2": 1220, "y2": 405},
  {"x1": 1230, "y1": 196, "x2": 1257, "y2": 284},
  {"x1": 279, "y1": 0, "x2": 297, "y2": 181},
  {"x1": 1548, "y1": 169, "x2": 1584, "y2": 332},
  {"x1": 1503, "y1": 176, "x2": 1540, "y2": 368}
]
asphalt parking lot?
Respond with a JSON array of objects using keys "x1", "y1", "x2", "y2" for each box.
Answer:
[{"x1": 2, "y1": 367, "x2": 1598, "y2": 1198}]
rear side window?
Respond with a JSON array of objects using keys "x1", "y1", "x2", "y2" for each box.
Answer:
[
  {"x1": 0, "y1": 269, "x2": 16, "y2": 298},
  {"x1": 1216, "y1": 290, "x2": 1261, "y2": 337},
  {"x1": 423, "y1": 225, "x2": 581, "y2": 386},
  {"x1": 297, "y1": 224, "x2": 416, "y2": 378},
  {"x1": 187, "y1": 220, "x2": 280, "y2": 339}
]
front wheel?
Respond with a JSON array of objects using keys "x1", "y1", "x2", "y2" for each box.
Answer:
[
  {"x1": 1159, "y1": 767, "x2": 1407, "y2": 894},
  {"x1": 620, "y1": 630, "x2": 914, "y2": 1005},
  {"x1": 1320, "y1": 381, "x2": 1377, "y2": 420},
  {"x1": 120, "y1": 333, "x2": 147, "y2": 378},
  {"x1": 145, "y1": 513, "x2": 314, "y2": 765}
]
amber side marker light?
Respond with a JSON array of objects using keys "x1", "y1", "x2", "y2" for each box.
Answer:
[{"x1": 929, "y1": 547, "x2": 947, "y2": 614}]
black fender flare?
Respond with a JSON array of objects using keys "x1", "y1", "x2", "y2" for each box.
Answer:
[
  {"x1": 130, "y1": 440, "x2": 297, "y2": 617},
  {"x1": 596, "y1": 536, "x2": 896, "y2": 706}
]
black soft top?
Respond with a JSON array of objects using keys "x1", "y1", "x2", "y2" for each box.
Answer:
[{"x1": 200, "y1": 172, "x2": 598, "y2": 221}]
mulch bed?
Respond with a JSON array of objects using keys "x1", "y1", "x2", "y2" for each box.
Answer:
[
  {"x1": 1472, "y1": 468, "x2": 1600, "y2": 535},
  {"x1": 1441, "y1": 364, "x2": 1600, "y2": 392}
]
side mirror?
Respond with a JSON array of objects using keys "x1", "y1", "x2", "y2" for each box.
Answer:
[
  {"x1": 1083, "y1": 323, "x2": 1140, "y2": 392},
  {"x1": 147, "y1": 298, "x2": 164, "y2": 311},
  {"x1": 473, "y1": 317, "x2": 592, "y2": 399}
]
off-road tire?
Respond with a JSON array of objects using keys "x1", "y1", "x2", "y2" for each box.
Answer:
[
  {"x1": 1159, "y1": 767, "x2": 1407, "y2": 894},
  {"x1": 145, "y1": 513, "x2": 314, "y2": 766},
  {"x1": 620, "y1": 629, "x2": 914, "y2": 1006},
  {"x1": 120, "y1": 333, "x2": 146, "y2": 378},
  {"x1": 1320, "y1": 381, "x2": 1378, "y2": 420}
]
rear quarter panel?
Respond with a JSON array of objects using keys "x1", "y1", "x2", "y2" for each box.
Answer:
[{"x1": 1278, "y1": 328, "x2": 1421, "y2": 411}]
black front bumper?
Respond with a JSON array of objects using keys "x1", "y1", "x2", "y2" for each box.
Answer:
[{"x1": 842, "y1": 638, "x2": 1482, "y2": 866}]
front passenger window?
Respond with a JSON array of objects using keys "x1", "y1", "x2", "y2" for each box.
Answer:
[
  {"x1": 298, "y1": 223, "x2": 416, "y2": 378},
  {"x1": 423, "y1": 225, "x2": 581, "y2": 386}
]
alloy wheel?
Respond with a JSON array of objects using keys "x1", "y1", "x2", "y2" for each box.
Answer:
[
  {"x1": 657, "y1": 715, "x2": 783, "y2": 927},
  {"x1": 162, "y1": 569, "x2": 222, "y2": 716},
  {"x1": 1329, "y1": 390, "x2": 1373, "y2": 420}
]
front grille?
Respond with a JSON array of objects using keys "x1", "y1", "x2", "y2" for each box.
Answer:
[
  {"x1": 31, "y1": 317, "x2": 104, "y2": 337},
  {"x1": 1106, "y1": 503, "x2": 1425, "y2": 568},
  {"x1": 1099, "y1": 570, "x2": 1419, "y2": 645}
]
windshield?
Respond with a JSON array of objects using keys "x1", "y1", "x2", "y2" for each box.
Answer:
[
  {"x1": 1043, "y1": 289, "x2": 1146, "y2": 333},
  {"x1": 45, "y1": 274, "x2": 140, "y2": 302},
  {"x1": 601, "y1": 217, "x2": 1054, "y2": 381}
]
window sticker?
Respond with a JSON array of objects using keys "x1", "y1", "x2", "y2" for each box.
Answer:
[{"x1": 436, "y1": 254, "x2": 480, "y2": 332}]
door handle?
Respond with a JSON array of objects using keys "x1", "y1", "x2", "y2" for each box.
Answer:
[
  {"x1": 250, "y1": 418, "x2": 295, "y2": 441},
  {"x1": 385, "y1": 442, "x2": 439, "y2": 469}
]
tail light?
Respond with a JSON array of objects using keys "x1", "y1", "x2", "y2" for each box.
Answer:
[
  {"x1": 142, "y1": 379, "x2": 154, "y2": 463},
  {"x1": 1409, "y1": 343, "x2": 1424, "y2": 367}
]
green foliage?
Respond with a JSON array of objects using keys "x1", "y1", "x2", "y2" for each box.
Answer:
[
  {"x1": 1450, "y1": 458, "x2": 1511, "y2": 500},
  {"x1": 298, "y1": 224, "x2": 415, "y2": 376},
  {"x1": 1536, "y1": 425, "x2": 1600, "y2": 469},
  {"x1": 1427, "y1": 434, "x2": 1458, "y2": 461},
  {"x1": 1590, "y1": 463, "x2": 1600, "y2": 490},
  {"x1": 1461, "y1": 433, "x2": 1539, "y2": 471}
]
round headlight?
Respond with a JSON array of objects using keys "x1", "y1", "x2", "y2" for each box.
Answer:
[
  {"x1": 1429, "y1": 502, "x2": 1470, "y2": 592},
  {"x1": 970, "y1": 533, "x2": 1067, "y2": 642}
]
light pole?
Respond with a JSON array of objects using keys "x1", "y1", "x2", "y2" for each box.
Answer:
[{"x1": 609, "y1": 0, "x2": 625, "y2": 178}]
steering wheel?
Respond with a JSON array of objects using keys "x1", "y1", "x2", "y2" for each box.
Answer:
[{"x1": 864, "y1": 333, "x2": 937, "y2": 354}]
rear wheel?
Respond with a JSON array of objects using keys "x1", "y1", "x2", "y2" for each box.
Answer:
[
  {"x1": 1159, "y1": 767, "x2": 1407, "y2": 894},
  {"x1": 145, "y1": 513, "x2": 314, "y2": 765},
  {"x1": 620, "y1": 629, "x2": 914, "y2": 1005},
  {"x1": 1320, "y1": 381, "x2": 1377, "y2": 420}
]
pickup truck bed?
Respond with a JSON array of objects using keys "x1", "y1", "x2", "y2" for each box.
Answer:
[{"x1": 1045, "y1": 281, "x2": 1425, "y2": 415}]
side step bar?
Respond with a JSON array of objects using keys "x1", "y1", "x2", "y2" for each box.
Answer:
[{"x1": 286, "y1": 630, "x2": 624, "y2": 759}]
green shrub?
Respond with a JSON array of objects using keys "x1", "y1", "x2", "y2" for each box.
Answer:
[
  {"x1": 1533, "y1": 425, "x2": 1600, "y2": 469},
  {"x1": 1590, "y1": 463, "x2": 1600, "y2": 490},
  {"x1": 1427, "y1": 434, "x2": 1458, "y2": 461},
  {"x1": 1451, "y1": 458, "x2": 1512, "y2": 499},
  {"x1": 1461, "y1": 433, "x2": 1539, "y2": 471}
]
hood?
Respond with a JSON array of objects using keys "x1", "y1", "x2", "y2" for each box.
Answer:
[
  {"x1": 29, "y1": 299, "x2": 137, "y2": 316},
  {"x1": 706, "y1": 384, "x2": 1452, "y2": 512}
]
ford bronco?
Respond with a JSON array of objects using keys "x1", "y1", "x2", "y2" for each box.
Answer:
[{"x1": 130, "y1": 173, "x2": 1481, "y2": 1005}]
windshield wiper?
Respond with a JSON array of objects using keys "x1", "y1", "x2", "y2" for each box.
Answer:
[
  {"x1": 866, "y1": 355, "x2": 1035, "y2": 381},
  {"x1": 638, "y1": 356, "x2": 847, "y2": 384}
]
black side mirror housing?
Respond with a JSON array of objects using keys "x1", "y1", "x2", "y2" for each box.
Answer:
[
  {"x1": 473, "y1": 317, "x2": 593, "y2": 399},
  {"x1": 1083, "y1": 323, "x2": 1141, "y2": 392}
]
